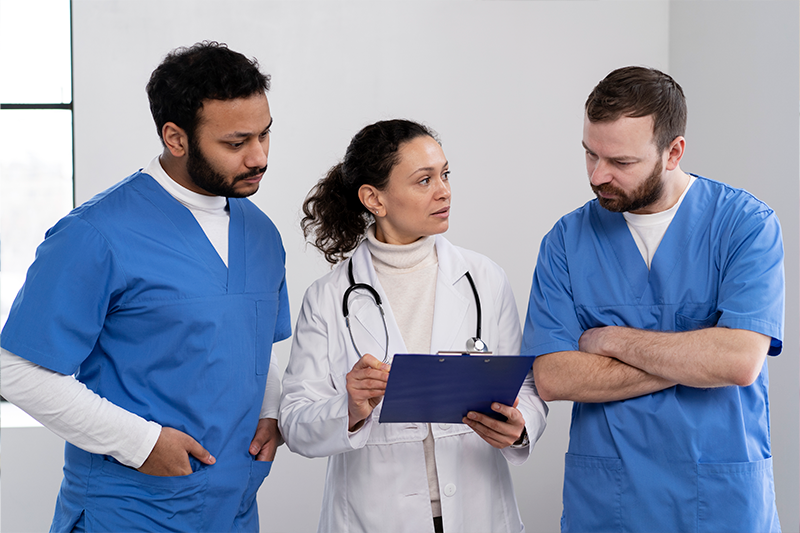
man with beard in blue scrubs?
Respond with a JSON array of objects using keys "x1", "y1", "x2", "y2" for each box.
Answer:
[
  {"x1": 0, "y1": 42, "x2": 290, "y2": 532},
  {"x1": 524, "y1": 66, "x2": 783, "y2": 532}
]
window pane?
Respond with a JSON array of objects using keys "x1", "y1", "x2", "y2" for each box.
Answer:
[
  {"x1": 0, "y1": 109, "x2": 73, "y2": 327},
  {"x1": 0, "y1": 0, "x2": 72, "y2": 104}
]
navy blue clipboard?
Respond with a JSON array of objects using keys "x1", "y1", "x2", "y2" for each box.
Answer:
[{"x1": 378, "y1": 353, "x2": 535, "y2": 424}]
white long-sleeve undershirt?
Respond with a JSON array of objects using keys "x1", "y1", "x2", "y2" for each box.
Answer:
[{"x1": 0, "y1": 156, "x2": 282, "y2": 468}]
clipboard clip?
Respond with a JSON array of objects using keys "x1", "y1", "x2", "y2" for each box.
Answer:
[{"x1": 436, "y1": 351, "x2": 494, "y2": 356}]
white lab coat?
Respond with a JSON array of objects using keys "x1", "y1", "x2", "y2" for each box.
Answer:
[{"x1": 280, "y1": 236, "x2": 547, "y2": 533}]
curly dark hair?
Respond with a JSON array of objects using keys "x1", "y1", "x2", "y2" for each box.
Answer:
[
  {"x1": 585, "y1": 66, "x2": 686, "y2": 153},
  {"x1": 146, "y1": 41, "x2": 271, "y2": 144},
  {"x1": 302, "y1": 119, "x2": 438, "y2": 264}
]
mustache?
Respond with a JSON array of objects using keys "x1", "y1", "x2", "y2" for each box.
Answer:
[
  {"x1": 234, "y1": 165, "x2": 268, "y2": 182},
  {"x1": 592, "y1": 183, "x2": 624, "y2": 196}
]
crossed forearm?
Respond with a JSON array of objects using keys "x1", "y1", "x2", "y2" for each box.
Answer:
[{"x1": 533, "y1": 326, "x2": 770, "y2": 403}]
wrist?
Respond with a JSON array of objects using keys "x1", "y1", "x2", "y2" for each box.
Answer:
[{"x1": 510, "y1": 427, "x2": 529, "y2": 448}]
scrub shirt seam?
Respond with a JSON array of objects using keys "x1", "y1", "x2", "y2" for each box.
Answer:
[
  {"x1": 128, "y1": 174, "x2": 229, "y2": 282},
  {"x1": 530, "y1": 340, "x2": 578, "y2": 357},
  {"x1": 576, "y1": 301, "x2": 720, "y2": 310},
  {"x1": 73, "y1": 214, "x2": 131, "y2": 287}
]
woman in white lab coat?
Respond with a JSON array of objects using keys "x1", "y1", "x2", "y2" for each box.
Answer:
[{"x1": 279, "y1": 119, "x2": 547, "y2": 533}]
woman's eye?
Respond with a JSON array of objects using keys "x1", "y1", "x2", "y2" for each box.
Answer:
[
  {"x1": 420, "y1": 177, "x2": 430, "y2": 185},
  {"x1": 442, "y1": 171, "x2": 451, "y2": 180}
]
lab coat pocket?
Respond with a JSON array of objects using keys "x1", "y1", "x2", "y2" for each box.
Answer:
[
  {"x1": 562, "y1": 453, "x2": 622, "y2": 533},
  {"x1": 697, "y1": 457, "x2": 780, "y2": 533},
  {"x1": 88, "y1": 458, "x2": 208, "y2": 532},
  {"x1": 256, "y1": 296, "x2": 279, "y2": 374}
]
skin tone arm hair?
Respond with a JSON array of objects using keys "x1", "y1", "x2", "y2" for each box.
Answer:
[{"x1": 534, "y1": 326, "x2": 770, "y2": 403}]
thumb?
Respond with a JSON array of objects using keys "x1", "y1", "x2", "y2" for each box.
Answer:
[
  {"x1": 250, "y1": 424, "x2": 269, "y2": 455},
  {"x1": 185, "y1": 435, "x2": 216, "y2": 465}
]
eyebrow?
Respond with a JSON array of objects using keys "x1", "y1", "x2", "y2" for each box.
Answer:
[
  {"x1": 410, "y1": 160, "x2": 449, "y2": 175},
  {"x1": 581, "y1": 141, "x2": 638, "y2": 161},
  {"x1": 221, "y1": 117, "x2": 273, "y2": 140}
]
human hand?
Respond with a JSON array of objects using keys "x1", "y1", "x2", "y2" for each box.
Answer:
[
  {"x1": 138, "y1": 427, "x2": 215, "y2": 476},
  {"x1": 346, "y1": 353, "x2": 390, "y2": 431},
  {"x1": 463, "y1": 398, "x2": 527, "y2": 449},
  {"x1": 579, "y1": 326, "x2": 610, "y2": 356},
  {"x1": 249, "y1": 418, "x2": 283, "y2": 462}
]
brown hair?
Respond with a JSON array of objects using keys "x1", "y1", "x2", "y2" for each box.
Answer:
[{"x1": 585, "y1": 66, "x2": 686, "y2": 153}]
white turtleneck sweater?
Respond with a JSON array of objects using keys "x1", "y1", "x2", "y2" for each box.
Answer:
[
  {"x1": 365, "y1": 226, "x2": 444, "y2": 518},
  {"x1": 0, "y1": 156, "x2": 280, "y2": 468}
]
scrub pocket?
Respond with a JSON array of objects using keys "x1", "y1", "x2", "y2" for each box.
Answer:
[
  {"x1": 256, "y1": 296, "x2": 279, "y2": 374},
  {"x1": 87, "y1": 458, "x2": 208, "y2": 532},
  {"x1": 697, "y1": 457, "x2": 780, "y2": 533},
  {"x1": 233, "y1": 458, "x2": 274, "y2": 531},
  {"x1": 675, "y1": 310, "x2": 720, "y2": 332},
  {"x1": 562, "y1": 453, "x2": 622, "y2": 533}
]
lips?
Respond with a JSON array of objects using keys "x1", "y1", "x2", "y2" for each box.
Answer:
[{"x1": 432, "y1": 206, "x2": 450, "y2": 217}]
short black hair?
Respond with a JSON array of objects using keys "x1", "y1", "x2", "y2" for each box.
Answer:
[{"x1": 146, "y1": 41, "x2": 271, "y2": 144}]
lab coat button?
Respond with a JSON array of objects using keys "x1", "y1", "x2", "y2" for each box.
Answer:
[
  {"x1": 438, "y1": 423, "x2": 451, "y2": 430},
  {"x1": 443, "y1": 483, "x2": 456, "y2": 497}
]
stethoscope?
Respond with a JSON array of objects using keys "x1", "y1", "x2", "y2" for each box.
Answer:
[{"x1": 342, "y1": 258, "x2": 488, "y2": 363}]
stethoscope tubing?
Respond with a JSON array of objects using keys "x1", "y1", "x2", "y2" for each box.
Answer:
[{"x1": 342, "y1": 258, "x2": 483, "y2": 361}]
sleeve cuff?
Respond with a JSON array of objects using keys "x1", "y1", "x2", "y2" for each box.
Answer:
[{"x1": 122, "y1": 420, "x2": 162, "y2": 469}]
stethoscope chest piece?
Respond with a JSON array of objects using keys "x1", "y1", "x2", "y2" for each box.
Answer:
[{"x1": 466, "y1": 336, "x2": 488, "y2": 353}]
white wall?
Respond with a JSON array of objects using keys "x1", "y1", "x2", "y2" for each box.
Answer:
[
  {"x1": 2, "y1": 1, "x2": 797, "y2": 532},
  {"x1": 669, "y1": 1, "x2": 800, "y2": 529}
]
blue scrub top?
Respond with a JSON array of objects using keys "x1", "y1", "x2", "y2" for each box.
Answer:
[
  {"x1": 523, "y1": 176, "x2": 784, "y2": 533},
  {"x1": 2, "y1": 171, "x2": 291, "y2": 532}
]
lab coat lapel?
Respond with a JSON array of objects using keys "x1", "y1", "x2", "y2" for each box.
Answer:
[
  {"x1": 349, "y1": 244, "x2": 407, "y2": 359},
  {"x1": 430, "y1": 236, "x2": 470, "y2": 352},
  {"x1": 135, "y1": 174, "x2": 229, "y2": 288}
]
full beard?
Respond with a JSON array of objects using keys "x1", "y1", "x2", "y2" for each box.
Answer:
[
  {"x1": 186, "y1": 137, "x2": 265, "y2": 198},
  {"x1": 592, "y1": 160, "x2": 664, "y2": 213}
]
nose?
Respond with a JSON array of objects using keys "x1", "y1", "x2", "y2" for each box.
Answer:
[
  {"x1": 588, "y1": 158, "x2": 612, "y2": 186},
  {"x1": 434, "y1": 175, "x2": 451, "y2": 200},
  {"x1": 247, "y1": 136, "x2": 269, "y2": 169}
]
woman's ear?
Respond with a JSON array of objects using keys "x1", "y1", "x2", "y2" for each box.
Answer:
[{"x1": 358, "y1": 184, "x2": 384, "y2": 217}]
